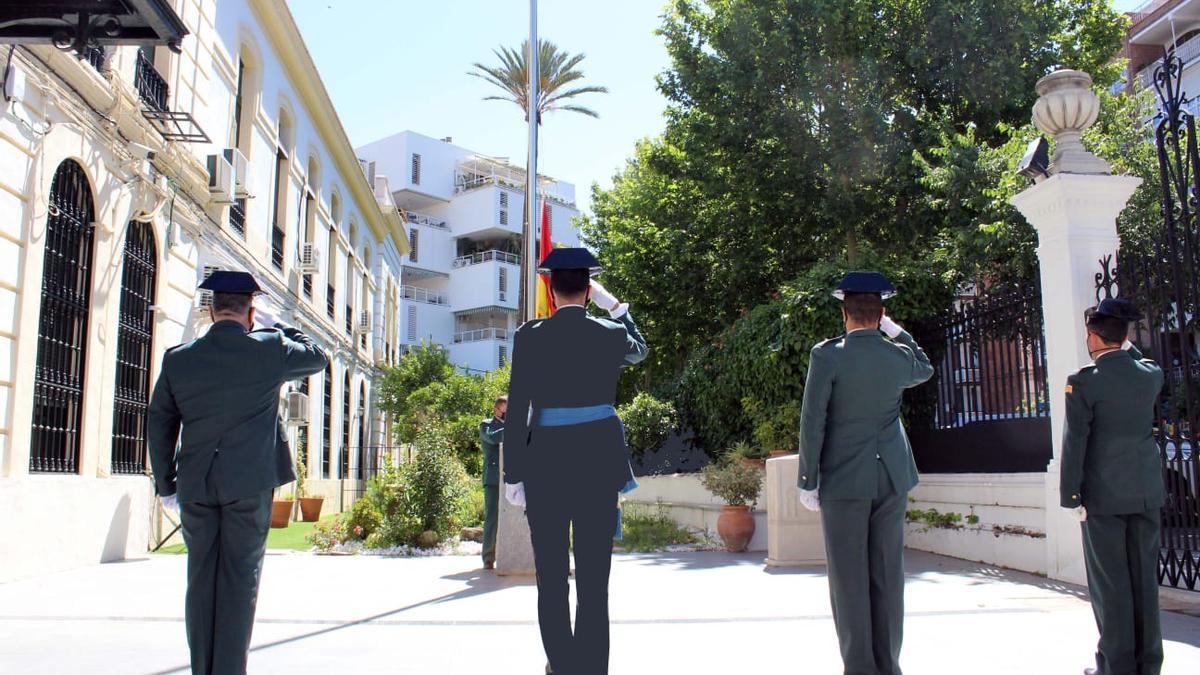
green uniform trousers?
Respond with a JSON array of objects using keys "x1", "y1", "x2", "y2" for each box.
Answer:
[
  {"x1": 181, "y1": 486, "x2": 273, "y2": 675},
  {"x1": 483, "y1": 484, "x2": 499, "y2": 566},
  {"x1": 820, "y1": 461, "x2": 907, "y2": 675},
  {"x1": 1082, "y1": 509, "x2": 1164, "y2": 675}
]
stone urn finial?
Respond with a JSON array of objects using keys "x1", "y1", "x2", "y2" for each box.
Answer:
[{"x1": 1032, "y1": 69, "x2": 1110, "y2": 175}]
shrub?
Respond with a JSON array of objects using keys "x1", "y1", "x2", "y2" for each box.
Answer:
[
  {"x1": 403, "y1": 426, "x2": 471, "y2": 544},
  {"x1": 743, "y1": 398, "x2": 801, "y2": 454},
  {"x1": 619, "y1": 501, "x2": 696, "y2": 552},
  {"x1": 457, "y1": 483, "x2": 486, "y2": 529},
  {"x1": 728, "y1": 440, "x2": 768, "y2": 462},
  {"x1": 307, "y1": 515, "x2": 348, "y2": 552},
  {"x1": 679, "y1": 260, "x2": 953, "y2": 455},
  {"x1": 701, "y1": 460, "x2": 764, "y2": 507},
  {"x1": 617, "y1": 392, "x2": 677, "y2": 457}
]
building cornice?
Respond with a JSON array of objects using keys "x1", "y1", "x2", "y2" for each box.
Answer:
[{"x1": 248, "y1": 0, "x2": 408, "y2": 258}]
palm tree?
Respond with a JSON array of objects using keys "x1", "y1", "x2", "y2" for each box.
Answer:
[{"x1": 469, "y1": 38, "x2": 608, "y2": 123}]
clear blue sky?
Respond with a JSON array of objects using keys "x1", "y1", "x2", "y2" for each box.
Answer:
[{"x1": 287, "y1": 0, "x2": 673, "y2": 215}]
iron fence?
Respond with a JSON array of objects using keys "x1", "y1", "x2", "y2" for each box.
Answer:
[
  {"x1": 903, "y1": 287, "x2": 1052, "y2": 473},
  {"x1": 1102, "y1": 50, "x2": 1200, "y2": 591},
  {"x1": 134, "y1": 49, "x2": 168, "y2": 112}
]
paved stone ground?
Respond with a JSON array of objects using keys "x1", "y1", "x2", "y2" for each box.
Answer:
[{"x1": 0, "y1": 549, "x2": 1197, "y2": 674}]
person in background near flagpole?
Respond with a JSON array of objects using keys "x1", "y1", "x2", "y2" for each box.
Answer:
[
  {"x1": 1061, "y1": 298, "x2": 1165, "y2": 675},
  {"x1": 148, "y1": 271, "x2": 328, "y2": 675},
  {"x1": 797, "y1": 271, "x2": 933, "y2": 675},
  {"x1": 479, "y1": 395, "x2": 507, "y2": 570},
  {"x1": 503, "y1": 248, "x2": 648, "y2": 675}
]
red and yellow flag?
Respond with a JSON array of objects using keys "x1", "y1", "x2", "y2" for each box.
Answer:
[{"x1": 534, "y1": 200, "x2": 557, "y2": 318}]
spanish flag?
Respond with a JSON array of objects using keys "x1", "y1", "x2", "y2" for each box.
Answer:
[{"x1": 534, "y1": 201, "x2": 556, "y2": 318}]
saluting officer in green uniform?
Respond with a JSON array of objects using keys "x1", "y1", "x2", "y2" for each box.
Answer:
[
  {"x1": 480, "y1": 395, "x2": 507, "y2": 570},
  {"x1": 797, "y1": 271, "x2": 934, "y2": 675},
  {"x1": 148, "y1": 271, "x2": 328, "y2": 675},
  {"x1": 1061, "y1": 298, "x2": 1165, "y2": 675}
]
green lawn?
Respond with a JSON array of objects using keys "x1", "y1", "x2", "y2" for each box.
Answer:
[{"x1": 155, "y1": 514, "x2": 338, "y2": 555}]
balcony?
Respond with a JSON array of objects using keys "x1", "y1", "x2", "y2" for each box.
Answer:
[
  {"x1": 83, "y1": 46, "x2": 105, "y2": 73},
  {"x1": 405, "y1": 210, "x2": 448, "y2": 229},
  {"x1": 135, "y1": 49, "x2": 168, "y2": 112},
  {"x1": 454, "y1": 327, "x2": 509, "y2": 343},
  {"x1": 453, "y1": 249, "x2": 519, "y2": 268},
  {"x1": 401, "y1": 285, "x2": 448, "y2": 305}
]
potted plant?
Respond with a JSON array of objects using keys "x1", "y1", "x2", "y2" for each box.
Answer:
[
  {"x1": 271, "y1": 490, "x2": 294, "y2": 529},
  {"x1": 728, "y1": 439, "x2": 769, "y2": 468},
  {"x1": 700, "y1": 460, "x2": 764, "y2": 552},
  {"x1": 295, "y1": 456, "x2": 324, "y2": 522}
]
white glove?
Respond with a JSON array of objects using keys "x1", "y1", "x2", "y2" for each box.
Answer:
[
  {"x1": 504, "y1": 482, "x2": 526, "y2": 508},
  {"x1": 1069, "y1": 506, "x2": 1087, "y2": 522},
  {"x1": 799, "y1": 488, "x2": 820, "y2": 512},
  {"x1": 588, "y1": 279, "x2": 628, "y2": 318},
  {"x1": 161, "y1": 494, "x2": 180, "y2": 516},
  {"x1": 254, "y1": 306, "x2": 279, "y2": 330},
  {"x1": 879, "y1": 314, "x2": 903, "y2": 339},
  {"x1": 1121, "y1": 340, "x2": 1133, "y2": 351}
]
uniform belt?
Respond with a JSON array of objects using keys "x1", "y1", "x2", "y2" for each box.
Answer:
[{"x1": 537, "y1": 404, "x2": 617, "y2": 427}]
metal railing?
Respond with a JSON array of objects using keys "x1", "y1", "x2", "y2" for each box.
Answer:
[
  {"x1": 271, "y1": 226, "x2": 285, "y2": 270},
  {"x1": 228, "y1": 199, "x2": 246, "y2": 236},
  {"x1": 405, "y1": 210, "x2": 448, "y2": 229},
  {"x1": 83, "y1": 46, "x2": 105, "y2": 73},
  {"x1": 1136, "y1": 31, "x2": 1200, "y2": 88},
  {"x1": 453, "y1": 327, "x2": 509, "y2": 343},
  {"x1": 401, "y1": 285, "x2": 448, "y2": 305},
  {"x1": 135, "y1": 50, "x2": 168, "y2": 112},
  {"x1": 904, "y1": 287, "x2": 1049, "y2": 431},
  {"x1": 452, "y1": 249, "x2": 520, "y2": 268},
  {"x1": 1131, "y1": 0, "x2": 1177, "y2": 26}
]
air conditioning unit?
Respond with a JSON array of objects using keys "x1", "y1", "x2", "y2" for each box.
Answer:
[
  {"x1": 206, "y1": 153, "x2": 235, "y2": 203},
  {"x1": 357, "y1": 310, "x2": 372, "y2": 335},
  {"x1": 297, "y1": 242, "x2": 321, "y2": 274},
  {"x1": 285, "y1": 390, "x2": 309, "y2": 426},
  {"x1": 223, "y1": 148, "x2": 252, "y2": 198},
  {"x1": 196, "y1": 265, "x2": 224, "y2": 314}
]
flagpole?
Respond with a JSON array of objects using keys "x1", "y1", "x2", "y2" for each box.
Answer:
[{"x1": 522, "y1": 0, "x2": 540, "y2": 324}]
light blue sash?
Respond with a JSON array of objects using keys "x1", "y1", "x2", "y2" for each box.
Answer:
[{"x1": 536, "y1": 404, "x2": 617, "y2": 427}]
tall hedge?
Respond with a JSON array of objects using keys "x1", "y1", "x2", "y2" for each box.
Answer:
[{"x1": 677, "y1": 260, "x2": 953, "y2": 455}]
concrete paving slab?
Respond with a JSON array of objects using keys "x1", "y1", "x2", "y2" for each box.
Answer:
[{"x1": 0, "y1": 550, "x2": 1196, "y2": 674}]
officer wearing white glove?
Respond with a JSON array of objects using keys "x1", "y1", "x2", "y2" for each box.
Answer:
[
  {"x1": 879, "y1": 313, "x2": 903, "y2": 339},
  {"x1": 161, "y1": 493, "x2": 180, "y2": 516},
  {"x1": 1070, "y1": 506, "x2": 1087, "y2": 522}
]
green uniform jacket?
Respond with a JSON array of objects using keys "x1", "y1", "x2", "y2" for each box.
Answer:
[
  {"x1": 480, "y1": 417, "x2": 504, "y2": 486},
  {"x1": 1060, "y1": 346, "x2": 1165, "y2": 515},
  {"x1": 798, "y1": 329, "x2": 934, "y2": 499},
  {"x1": 503, "y1": 306, "x2": 648, "y2": 487},
  {"x1": 148, "y1": 321, "x2": 329, "y2": 502}
]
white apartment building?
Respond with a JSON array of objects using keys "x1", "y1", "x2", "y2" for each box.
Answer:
[
  {"x1": 356, "y1": 132, "x2": 582, "y2": 374},
  {"x1": 1125, "y1": 0, "x2": 1200, "y2": 112},
  {"x1": 0, "y1": 0, "x2": 409, "y2": 582}
]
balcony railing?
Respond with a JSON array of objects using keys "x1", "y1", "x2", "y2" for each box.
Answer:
[
  {"x1": 135, "y1": 50, "x2": 169, "y2": 112},
  {"x1": 1131, "y1": 0, "x2": 1176, "y2": 26},
  {"x1": 452, "y1": 250, "x2": 519, "y2": 269},
  {"x1": 401, "y1": 285, "x2": 448, "y2": 305},
  {"x1": 228, "y1": 199, "x2": 246, "y2": 236},
  {"x1": 454, "y1": 249, "x2": 520, "y2": 268},
  {"x1": 83, "y1": 46, "x2": 105, "y2": 73},
  {"x1": 405, "y1": 210, "x2": 448, "y2": 229},
  {"x1": 1136, "y1": 31, "x2": 1200, "y2": 89},
  {"x1": 454, "y1": 327, "x2": 509, "y2": 343},
  {"x1": 271, "y1": 227, "x2": 285, "y2": 270}
]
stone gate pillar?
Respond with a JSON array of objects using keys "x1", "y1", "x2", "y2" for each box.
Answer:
[
  {"x1": 1009, "y1": 69, "x2": 1141, "y2": 585},
  {"x1": 496, "y1": 442, "x2": 536, "y2": 575}
]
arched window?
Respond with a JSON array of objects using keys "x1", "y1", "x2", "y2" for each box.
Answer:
[
  {"x1": 31, "y1": 160, "x2": 96, "y2": 473},
  {"x1": 111, "y1": 221, "x2": 158, "y2": 474},
  {"x1": 321, "y1": 361, "x2": 332, "y2": 478},
  {"x1": 341, "y1": 370, "x2": 351, "y2": 478},
  {"x1": 357, "y1": 382, "x2": 367, "y2": 476}
]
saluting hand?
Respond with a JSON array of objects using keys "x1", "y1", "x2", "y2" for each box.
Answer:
[
  {"x1": 589, "y1": 279, "x2": 628, "y2": 318},
  {"x1": 879, "y1": 313, "x2": 903, "y2": 339}
]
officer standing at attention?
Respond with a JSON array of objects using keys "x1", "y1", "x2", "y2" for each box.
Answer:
[
  {"x1": 479, "y1": 395, "x2": 507, "y2": 570},
  {"x1": 797, "y1": 271, "x2": 933, "y2": 675},
  {"x1": 503, "y1": 248, "x2": 648, "y2": 675},
  {"x1": 1061, "y1": 298, "x2": 1165, "y2": 675},
  {"x1": 148, "y1": 271, "x2": 328, "y2": 675}
]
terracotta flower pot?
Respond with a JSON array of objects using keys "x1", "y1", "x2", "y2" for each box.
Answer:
[
  {"x1": 270, "y1": 500, "x2": 294, "y2": 528},
  {"x1": 768, "y1": 449, "x2": 793, "y2": 458},
  {"x1": 298, "y1": 497, "x2": 324, "y2": 522},
  {"x1": 738, "y1": 457, "x2": 767, "y2": 469},
  {"x1": 716, "y1": 504, "x2": 755, "y2": 552}
]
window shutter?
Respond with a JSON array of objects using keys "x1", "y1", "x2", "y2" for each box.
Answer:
[
  {"x1": 411, "y1": 153, "x2": 421, "y2": 185},
  {"x1": 409, "y1": 228, "x2": 419, "y2": 263},
  {"x1": 407, "y1": 305, "x2": 417, "y2": 341}
]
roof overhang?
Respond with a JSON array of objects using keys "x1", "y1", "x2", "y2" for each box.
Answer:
[
  {"x1": 453, "y1": 305, "x2": 517, "y2": 318},
  {"x1": 0, "y1": 0, "x2": 189, "y2": 56}
]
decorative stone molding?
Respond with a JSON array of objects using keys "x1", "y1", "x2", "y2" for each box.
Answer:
[{"x1": 1032, "y1": 69, "x2": 1111, "y2": 175}]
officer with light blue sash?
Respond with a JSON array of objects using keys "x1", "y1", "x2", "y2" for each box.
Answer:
[{"x1": 503, "y1": 248, "x2": 648, "y2": 675}]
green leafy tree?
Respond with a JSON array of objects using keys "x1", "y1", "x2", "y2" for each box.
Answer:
[{"x1": 378, "y1": 343, "x2": 454, "y2": 427}]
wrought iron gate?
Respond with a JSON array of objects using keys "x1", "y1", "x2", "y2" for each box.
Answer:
[
  {"x1": 111, "y1": 221, "x2": 157, "y2": 475},
  {"x1": 31, "y1": 160, "x2": 96, "y2": 474},
  {"x1": 1101, "y1": 51, "x2": 1200, "y2": 591}
]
